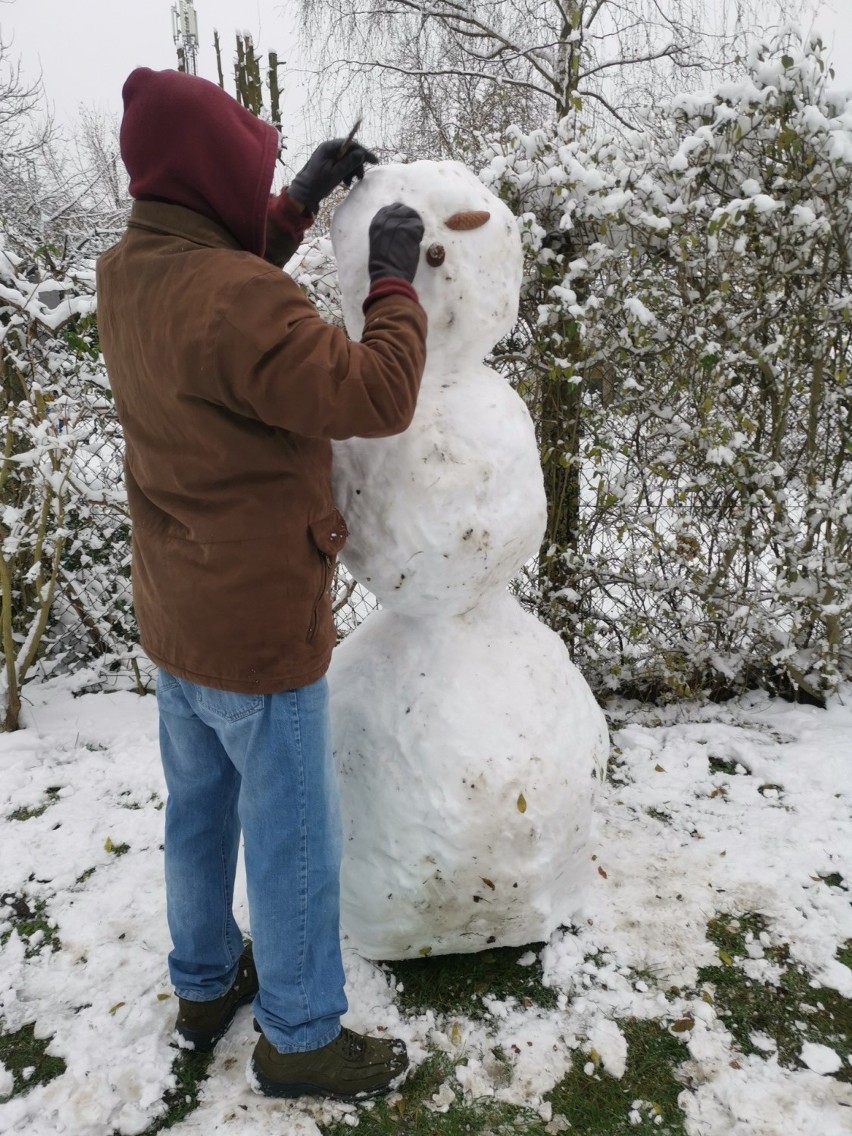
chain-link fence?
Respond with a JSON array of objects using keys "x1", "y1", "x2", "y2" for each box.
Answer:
[{"x1": 41, "y1": 418, "x2": 381, "y2": 697}]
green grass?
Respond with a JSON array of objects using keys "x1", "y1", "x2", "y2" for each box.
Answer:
[
  {"x1": 646, "y1": 807, "x2": 673, "y2": 824},
  {"x1": 699, "y1": 914, "x2": 851, "y2": 1082},
  {"x1": 548, "y1": 1020, "x2": 688, "y2": 1135},
  {"x1": 8, "y1": 787, "x2": 61, "y2": 822},
  {"x1": 132, "y1": 1049, "x2": 216, "y2": 1135},
  {"x1": 707, "y1": 756, "x2": 740, "y2": 776},
  {"x1": 0, "y1": 1023, "x2": 66, "y2": 1102},
  {"x1": 386, "y1": 944, "x2": 557, "y2": 1018},
  {"x1": 0, "y1": 894, "x2": 60, "y2": 957},
  {"x1": 323, "y1": 1054, "x2": 539, "y2": 1136}
]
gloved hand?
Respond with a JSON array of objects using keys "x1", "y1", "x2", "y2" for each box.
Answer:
[
  {"x1": 368, "y1": 203, "x2": 425, "y2": 284},
  {"x1": 288, "y1": 139, "x2": 379, "y2": 214}
]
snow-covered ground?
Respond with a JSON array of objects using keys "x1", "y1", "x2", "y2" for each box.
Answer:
[{"x1": 0, "y1": 674, "x2": 850, "y2": 1135}]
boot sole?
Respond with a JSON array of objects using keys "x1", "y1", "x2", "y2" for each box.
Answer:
[
  {"x1": 174, "y1": 990, "x2": 257, "y2": 1052},
  {"x1": 249, "y1": 1061, "x2": 409, "y2": 1102}
]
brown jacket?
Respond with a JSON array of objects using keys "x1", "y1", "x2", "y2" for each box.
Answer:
[{"x1": 97, "y1": 200, "x2": 427, "y2": 692}]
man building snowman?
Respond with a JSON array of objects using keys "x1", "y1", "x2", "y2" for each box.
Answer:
[{"x1": 96, "y1": 67, "x2": 426, "y2": 1100}]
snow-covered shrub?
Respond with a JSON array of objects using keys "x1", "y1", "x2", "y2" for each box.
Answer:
[
  {"x1": 481, "y1": 33, "x2": 852, "y2": 700},
  {"x1": 0, "y1": 70, "x2": 139, "y2": 728},
  {"x1": 0, "y1": 234, "x2": 107, "y2": 728}
]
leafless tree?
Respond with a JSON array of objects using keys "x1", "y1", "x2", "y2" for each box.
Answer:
[{"x1": 296, "y1": 0, "x2": 801, "y2": 152}]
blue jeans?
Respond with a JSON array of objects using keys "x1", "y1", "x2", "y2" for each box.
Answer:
[{"x1": 155, "y1": 670, "x2": 347, "y2": 1053}]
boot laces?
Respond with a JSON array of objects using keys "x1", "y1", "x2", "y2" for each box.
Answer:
[{"x1": 339, "y1": 1027, "x2": 367, "y2": 1060}]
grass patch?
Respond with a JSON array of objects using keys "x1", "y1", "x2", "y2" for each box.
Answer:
[
  {"x1": 817, "y1": 873, "x2": 846, "y2": 890},
  {"x1": 386, "y1": 944, "x2": 556, "y2": 1018},
  {"x1": 8, "y1": 787, "x2": 61, "y2": 821},
  {"x1": 646, "y1": 807, "x2": 672, "y2": 824},
  {"x1": 548, "y1": 1020, "x2": 688, "y2": 1135},
  {"x1": 0, "y1": 894, "x2": 60, "y2": 957},
  {"x1": 700, "y1": 913, "x2": 851, "y2": 1081},
  {"x1": 322, "y1": 1054, "x2": 537, "y2": 1136},
  {"x1": 0, "y1": 1023, "x2": 66, "y2": 1101},
  {"x1": 708, "y1": 756, "x2": 739, "y2": 776},
  {"x1": 133, "y1": 1049, "x2": 215, "y2": 1134}
]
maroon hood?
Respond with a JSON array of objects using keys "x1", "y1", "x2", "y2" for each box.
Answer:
[{"x1": 120, "y1": 67, "x2": 279, "y2": 258}]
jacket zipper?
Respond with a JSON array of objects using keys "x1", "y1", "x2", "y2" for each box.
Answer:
[{"x1": 307, "y1": 553, "x2": 332, "y2": 642}]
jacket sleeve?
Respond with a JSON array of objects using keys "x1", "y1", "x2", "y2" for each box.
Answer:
[
  {"x1": 212, "y1": 266, "x2": 428, "y2": 440},
  {"x1": 263, "y1": 191, "x2": 314, "y2": 268}
]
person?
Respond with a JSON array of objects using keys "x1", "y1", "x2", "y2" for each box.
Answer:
[{"x1": 96, "y1": 67, "x2": 427, "y2": 1101}]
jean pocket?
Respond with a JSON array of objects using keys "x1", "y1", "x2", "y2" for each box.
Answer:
[
  {"x1": 195, "y1": 687, "x2": 265, "y2": 723},
  {"x1": 157, "y1": 668, "x2": 180, "y2": 692}
]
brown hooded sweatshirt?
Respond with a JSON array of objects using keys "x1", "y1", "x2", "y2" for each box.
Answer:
[{"x1": 96, "y1": 68, "x2": 427, "y2": 693}]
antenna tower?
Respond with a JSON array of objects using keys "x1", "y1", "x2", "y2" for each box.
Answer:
[{"x1": 172, "y1": 0, "x2": 200, "y2": 75}]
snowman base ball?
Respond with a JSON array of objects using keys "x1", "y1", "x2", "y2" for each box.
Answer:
[{"x1": 329, "y1": 592, "x2": 609, "y2": 961}]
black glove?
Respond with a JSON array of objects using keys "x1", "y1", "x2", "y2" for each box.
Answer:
[
  {"x1": 368, "y1": 203, "x2": 425, "y2": 284},
  {"x1": 289, "y1": 139, "x2": 379, "y2": 214}
]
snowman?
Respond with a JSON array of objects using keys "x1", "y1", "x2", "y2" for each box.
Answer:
[{"x1": 328, "y1": 161, "x2": 609, "y2": 961}]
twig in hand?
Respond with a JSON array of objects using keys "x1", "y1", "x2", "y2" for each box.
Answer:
[{"x1": 337, "y1": 117, "x2": 363, "y2": 158}]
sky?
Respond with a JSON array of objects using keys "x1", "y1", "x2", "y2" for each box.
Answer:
[
  {"x1": 0, "y1": 1, "x2": 314, "y2": 139},
  {"x1": 2, "y1": 0, "x2": 852, "y2": 142}
]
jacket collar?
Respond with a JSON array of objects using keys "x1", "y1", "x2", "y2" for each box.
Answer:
[{"x1": 127, "y1": 200, "x2": 242, "y2": 251}]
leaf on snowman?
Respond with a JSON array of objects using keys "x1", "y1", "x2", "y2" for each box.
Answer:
[
  {"x1": 654, "y1": 764, "x2": 666, "y2": 773},
  {"x1": 103, "y1": 836, "x2": 113, "y2": 853},
  {"x1": 597, "y1": 865, "x2": 608, "y2": 879},
  {"x1": 480, "y1": 877, "x2": 496, "y2": 890},
  {"x1": 419, "y1": 945, "x2": 433, "y2": 957},
  {"x1": 517, "y1": 793, "x2": 527, "y2": 814}
]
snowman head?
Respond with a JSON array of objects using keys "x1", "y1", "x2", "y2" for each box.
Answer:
[{"x1": 331, "y1": 160, "x2": 522, "y2": 363}]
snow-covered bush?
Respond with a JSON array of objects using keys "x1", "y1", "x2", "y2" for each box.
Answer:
[
  {"x1": 0, "y1": 66, "x2": 138, "y2": 730},
  {"x1": 481, "y1": 33, "x2": 852, "y2": 700},
  {"x1": 0, "y1": 234, "x2": 106, "y2": 728}
]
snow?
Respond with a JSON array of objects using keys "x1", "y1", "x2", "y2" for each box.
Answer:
[
  {"x1": 0, "y1": 677, "x2": 850, "y2": 1132},
  {"x1": 800, "y1": 1042, "x2": 843, "y2": 1075},
  {"x1": 329, "y1": 595, "x2": 608, "y2": 958}
]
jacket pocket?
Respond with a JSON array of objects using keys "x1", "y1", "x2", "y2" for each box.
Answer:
[{"x1": 307, "y1": 510, "x2": 348, "y2": 642}]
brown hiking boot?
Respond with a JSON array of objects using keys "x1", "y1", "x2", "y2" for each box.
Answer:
[
  {"x1": 248, "y1": 1025, "x2": 409, "y2": 1100},
  {"x1": 174, "y1": 943, "x2": 258, "y2": 1051}
]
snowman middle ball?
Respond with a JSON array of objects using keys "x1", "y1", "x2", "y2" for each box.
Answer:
[{"x1": 330, "y1": 162, "x2": 546, "y2": 614}]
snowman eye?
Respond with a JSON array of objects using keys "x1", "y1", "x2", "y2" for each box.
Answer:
[
  {"x1": 426, "y1": 243, "x2": 446, "y2": 267},
  {"x1": 445, "y1": 210, "x2": 491, "y2": 231}
]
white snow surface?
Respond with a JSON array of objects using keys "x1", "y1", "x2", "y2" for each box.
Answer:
[
  {"x1": 800, "y1": 1041, "x2": 843, "y2": 1075},
  {"x1": 1, "y1": 677, "x2": 851, "y2": 1134}
]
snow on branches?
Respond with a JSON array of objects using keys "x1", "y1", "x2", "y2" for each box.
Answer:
[{"x1": 479, "y1": 32, "x2": 852, "y2": 700}]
